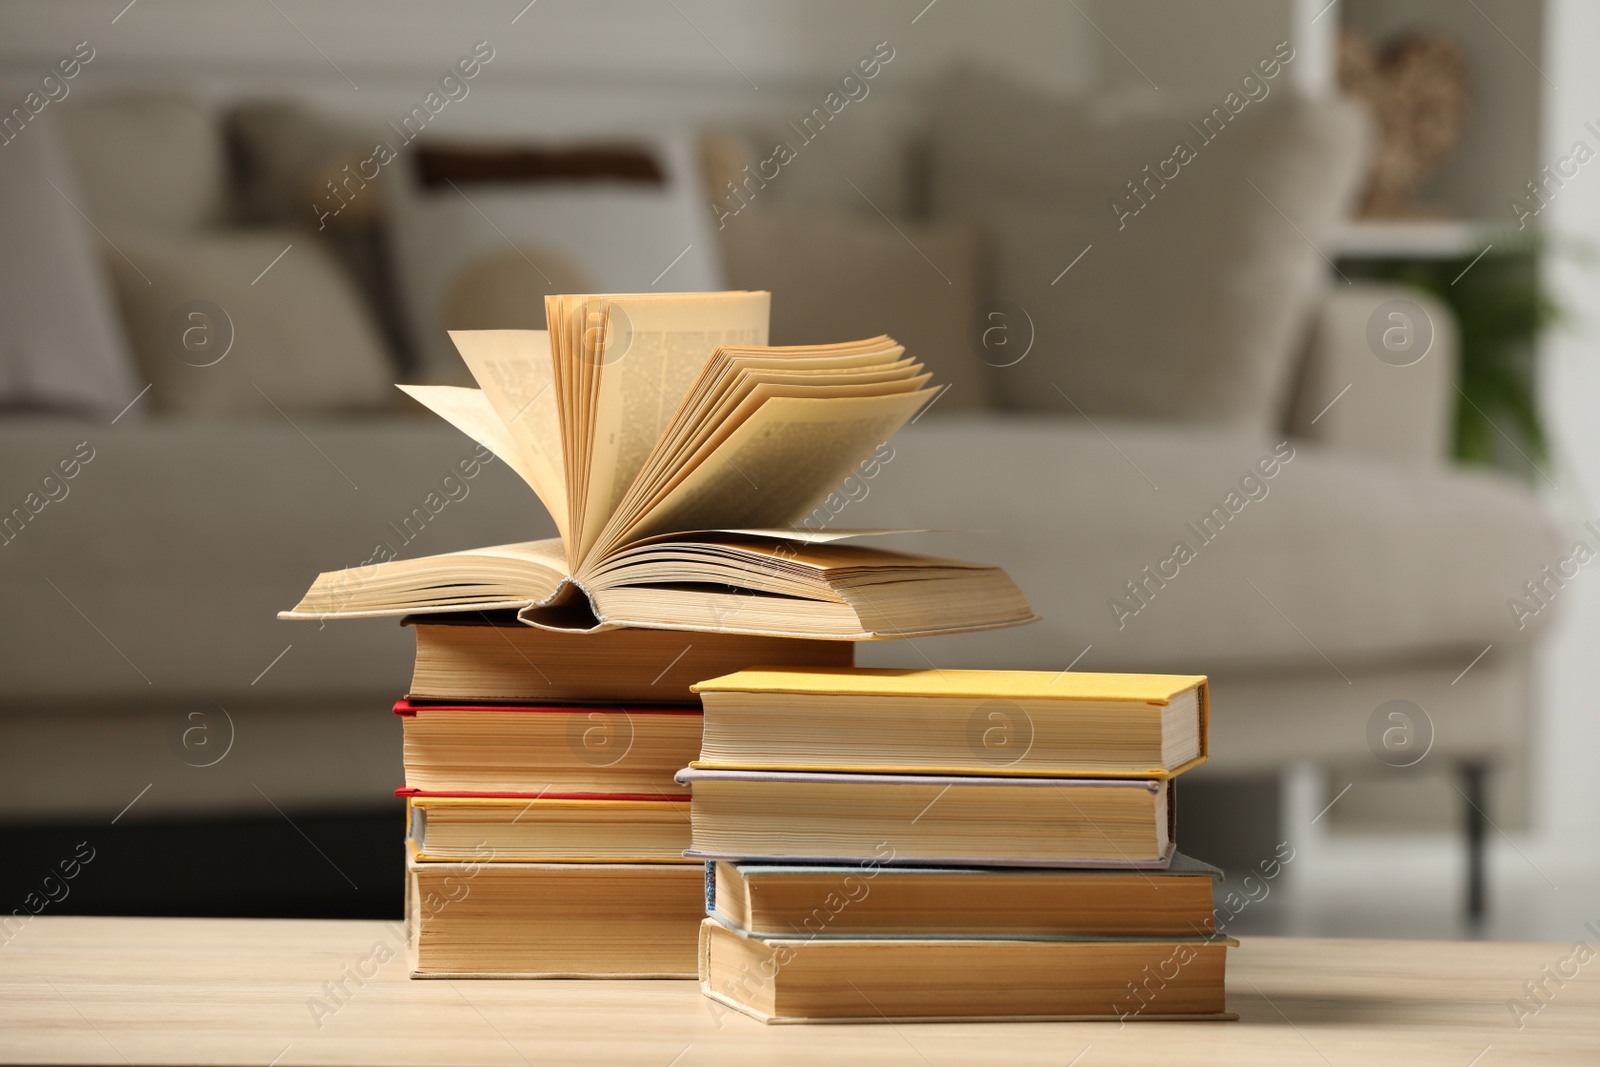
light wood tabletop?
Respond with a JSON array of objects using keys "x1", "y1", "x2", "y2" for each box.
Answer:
[{"x1": 1, "y1": 917, "x2": 1596, "y2": 1065}]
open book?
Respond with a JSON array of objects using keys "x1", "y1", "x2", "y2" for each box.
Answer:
[{"x1": 281, "y1": 291, "x2": 1036, "y2": 638}]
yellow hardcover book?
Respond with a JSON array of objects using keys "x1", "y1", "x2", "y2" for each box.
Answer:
[{"x1": 690, "y1": 667, "x2": 1208, "y2": 778}]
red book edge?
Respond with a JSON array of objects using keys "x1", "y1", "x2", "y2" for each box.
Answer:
[
  {"x1": 393, "y1": 698, "x2": 702, "y2": 717},
  {"x1": 396, "y1": 787, "x2": 688, "y2": 801}
]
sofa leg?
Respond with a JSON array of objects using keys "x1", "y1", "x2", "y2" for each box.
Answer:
[{"x1": 1460, "y1": 761, "x2": 1489, "y2": 928}]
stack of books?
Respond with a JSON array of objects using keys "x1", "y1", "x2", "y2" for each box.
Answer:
[
  {"x1": 397, "y1": 617, "x2": 852, "y2": 977},
  {"x1": 277, "y1": 291, "x2": 1038, "y2": 979},
  {"x1": 680, "y1": 667, "x2": 1236, "y2": 1022}
]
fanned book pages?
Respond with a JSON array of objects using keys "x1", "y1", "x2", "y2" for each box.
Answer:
[{"x1": 279, "y1": 290, "x2": 1036, "y2": 639}]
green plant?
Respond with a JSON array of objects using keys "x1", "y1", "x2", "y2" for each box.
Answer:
[{"x1": 1350, "y1": 239, "x2": 1558, "y2": 470}]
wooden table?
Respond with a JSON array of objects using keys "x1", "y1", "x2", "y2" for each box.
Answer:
[{"x1": 2, "y1": 918, "x2": 1596, "y2": 1064}]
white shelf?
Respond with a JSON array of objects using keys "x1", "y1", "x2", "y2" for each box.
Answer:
[{"x1": 1327, "y1": 220, "x2": 1505, "y2": 260}]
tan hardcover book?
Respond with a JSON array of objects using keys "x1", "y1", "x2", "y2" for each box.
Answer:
[
  {"x1": 279, "y1": 292, "x2": 1035, "y2": 639},
  {"x1": 698, "y1": 918, "x2": 1237, "y2": 1023},
  {"x1": 711, "y1": 853, "x2": 1221, "y2": 938},
  {"x1": 676, "y1": 769, "x2": 1176, "y2": 868},
  {"x1": 692, "y1": 667, "x2": 1208, "y2": 778},
  {"x1": 406, "y1": 795, "x2": 695, "y2": 863},
  {"x1": 395, "y1": 699, "x2": 703, "y2": 796},
  {"x1": 404, "y1": 617, "x2": 854, "y2": 704},
  {"x1": 406, "y1": 856, "x2": 704, "y2": 978}
]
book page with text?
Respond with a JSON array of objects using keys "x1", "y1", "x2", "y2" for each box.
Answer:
[
  {"x1": 545, "y1": 294, "x2": 586, "y2": 565},
  {"x1": 593, "y1": 371, "x2": 929, "y2": 561},
  {"x1": 447, "y1": 330, "x2": 570, "y2": 542},
  {"x1": 635, "y1": 348, "x2": 912, "y2": 489},
  {"x1": 573, "y1": 291, "x2": 769, "y2": 567},
  {"x1": 396, "y1": 385, "x2": 552, "y2": 514},
  {"x1": 592, "y1": 390, "x2": 934, "y2": 563},
  {"x1": 596, "y1": 338, "x2": 906, "y2": 521}
]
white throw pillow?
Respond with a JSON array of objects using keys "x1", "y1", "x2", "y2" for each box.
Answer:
[
  {"x1": 100, "y1": 228, "x2": 397, "y2": 417},
  {"x1": 387, "y1": 136, "x2": 725, "y2": 384},
  {"x1": 930, "y1": 69, "x2": 1369, "y2": 430}
]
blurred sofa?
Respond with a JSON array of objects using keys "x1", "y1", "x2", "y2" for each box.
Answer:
[{"x1": 0, "y1": 73, "x2": 1564, "y2": 836}]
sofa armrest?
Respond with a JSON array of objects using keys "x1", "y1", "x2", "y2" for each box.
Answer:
[{"x1": 1286, "y1": 281, "x2": 1456, "y2": 467}]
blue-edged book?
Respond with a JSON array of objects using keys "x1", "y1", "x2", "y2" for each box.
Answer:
[
  {"x1": 698, "y1": 915, "x2": 1238, "y2": 1023},
  {"x1": 704, "y1": 852, "x2": 1222, "y2": 939}
]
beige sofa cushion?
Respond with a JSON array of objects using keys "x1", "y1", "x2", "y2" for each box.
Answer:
[
  {"x1": 226, "y1": 100, "x2": 378, "y2": 228},
  {"x1": 58, "y1": 95, "x2": 226, "y2": 230},
  {"x1": 719, "y1": 210, "x2": 993, "y2": 410},
  {"x1": 0, "y1": 119, "x2": 141, "y2": 416},
  {"x1": 842, "y1": 415, "x2": 1563, "y2": 674},
  {"x1": 930, "y1": 70, "x2": 1369, "y2": 431},
  {"x1": 102, "y1": 228, "x2": 396, "y2": 416},
  {"x1": 727, "y1": 108, "x2": 919, "y2": 219},
  {"x1": 0, "y1": 421, "x2": 548, "y2": 700},
  {"x1": 1287, "y1": 283, "x2": 1456, "y2": 467}
]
